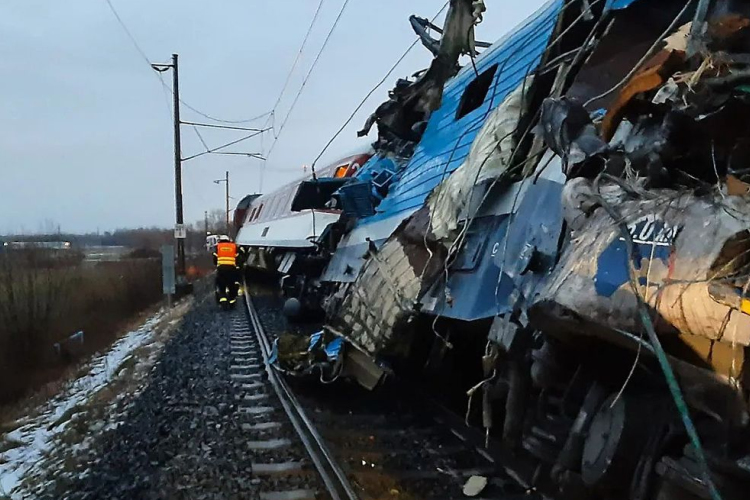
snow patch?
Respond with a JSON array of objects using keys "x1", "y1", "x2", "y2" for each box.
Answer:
[{"x1": 0, "y1": 310, "x2": 165, "y2": 498}]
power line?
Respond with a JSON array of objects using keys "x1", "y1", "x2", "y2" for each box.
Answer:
[
  {"x1": 179, "y1": 104, "x2": 272, "y2": 125},
  {"x1": 213, "y1": 152, "x2": 267, "y2": 160},
  {"x1": 104, "y1": 0, "x2": 151, "y2": 65},
  {"x1": 266, "y1": 0, "x2": 353, "y2": 160},
  {"x1": 311, "y1": 1, "x2": 450, "y2": 170},
  {"x1": 182, "y1": 129, "x2": 269, "y2": 162},
  {"x1": 156, "y1": 72, "x2": 175, "y2": 119},
  {"x1": 182, "y1": 121, "x2": 265, "y2": 132},
  {"x1": 192, "y1": 126, "x2": 210, "y2": 151},
  {"x1": 103, "y1": 0, "x2": 272, "y2": 125},
  {"x1": 271, "y1": 0, "x2": 327, "y2": 116}
]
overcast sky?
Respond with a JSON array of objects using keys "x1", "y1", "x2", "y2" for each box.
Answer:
[{"x1": 0, "y1": 0, "x2": 546, "y2": 234}]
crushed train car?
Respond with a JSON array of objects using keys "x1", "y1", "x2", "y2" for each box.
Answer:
[
  {"x1": 264, "y1": 0, "x2": 750, "y2": 498},
  {"x1": 235, "y1": 152, "x2": 370, "y2": 312}
]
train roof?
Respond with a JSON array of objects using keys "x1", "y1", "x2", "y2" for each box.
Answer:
[
  {"x1": 247, "y1": 151, "x2": 371, "y2": 208},
  {"x1": 362, "y1": 0, "x2": 563, "y2": 225}
]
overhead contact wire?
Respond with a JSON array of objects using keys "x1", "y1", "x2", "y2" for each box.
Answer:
[
  {"x1": 270, "y1": 0, "x2": 327, "y2": 117},
  {"x1": 104, "y1": 0, "x2": 272, "y2": 125},
  {"x1": 266, "y1": 0, "x2": 354, "y2": 161},
  {"x1": 311, "y1": 1, "x2": 451, "y2": 173}
]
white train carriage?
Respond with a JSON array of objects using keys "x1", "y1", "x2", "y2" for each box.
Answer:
[{"x1": 235, "y1": 153, "x2": 371, "y2": 276}]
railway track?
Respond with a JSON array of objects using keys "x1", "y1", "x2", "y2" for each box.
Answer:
[
  {"x1": 238, "y1": 293, "x2": 541, "y2": 500},
  {"x1": 236, "y1": 292, "x2": 358, "y2": 500}
]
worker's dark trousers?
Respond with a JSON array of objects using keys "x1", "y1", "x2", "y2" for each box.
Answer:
[{"x1": 215, "y1": 265, "x2": 239, "y2": 303}]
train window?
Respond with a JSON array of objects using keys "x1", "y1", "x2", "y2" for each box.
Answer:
[
  {"x1": 249, "y1": 207, "x2": 257, "y2": 222},
  {"x1": 269, "y1": 195, "x2": 282, "y2": 219},
  {"x1": 456, "y1": 64, "x2": 498, "y2": 120},
  {"x1": 261, "y1": 226, "x2": 269, "y2": 237},
  {"x1": 276, "y1": 192, "x2": 287, "y2": 217},
  {"x1": 281, "y1": 186, "x2": 296, "y2": 215},
  {"x1": 334, "y1": 165, "x2": 348, "y2": 178},
  {"x1": 285, "y1": 188, "x2": 296, "y2": 212},
  {"x1": 255, "y1": 204, "x2": 264, "y2": 221}
]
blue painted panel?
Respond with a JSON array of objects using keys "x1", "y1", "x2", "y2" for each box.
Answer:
[
  {"x1": 422, "y1": 215, "x2": 514, "y2": 321},
  {"x1": 320, "y1": 240, "x2": 372, "y2": 283},
  {"x1": 325, "y1": 1, "x2": 563, "y2": 283},
  {"x1": 421, "y1": 178, "x2": 565, "y2": 322},
  {"x1": 605, "y1": 0, "x2": 641, "y2": 11},
  {"x1": 594, "y1": 217, "x2": 676, "y2": 297},
  {"x1": 363, "y1": 0, "x2": 563, "y2": 227},
  {"x1": 337, "y1": 181, "x2": 376, "y2": 217}
]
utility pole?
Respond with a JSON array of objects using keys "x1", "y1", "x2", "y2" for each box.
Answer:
[
  {"x1": 213, "y1": 171, "x2": 231, "y2": 236},
  {"x1": 152, "y1": 54, "x2": 186, "y2": 283},
  {"x1": 204, "y1": 211, "x2": 209, "y2": 235},
  {"x1": 225, "y1": 171, "x2": 230, "y2": 235},
  {"x1": 171, "y1": 54, "x2": 186, "y2": 281}
]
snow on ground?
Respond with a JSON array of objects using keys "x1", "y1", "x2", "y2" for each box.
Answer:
[{"x1": 0, "y1": 309, "x2": 168, "y2": 498}]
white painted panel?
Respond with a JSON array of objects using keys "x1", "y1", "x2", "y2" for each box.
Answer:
[
  {"x1": 236, "y1": 210, "x2": 341, "y2": 249},
  {"x1": 335, "y1": 208, "x2": 419, "y2": 250}
]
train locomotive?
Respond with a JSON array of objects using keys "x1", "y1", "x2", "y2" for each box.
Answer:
[{"x1": 235, "y1": 1, "x2": 750, "y2": 498}]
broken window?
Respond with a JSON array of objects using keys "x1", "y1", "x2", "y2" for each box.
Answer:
[
  {"x1": 334, "y1": 165, "x2": 349, "y2": 178},
  {"x1": 456, "y1": 64, "x2": 498, "y2": 120}
]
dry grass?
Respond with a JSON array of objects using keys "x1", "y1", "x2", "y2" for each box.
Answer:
[
  {"x1": 0, "y1": 249, "x2": 163, "y2": 404},
  {"x1": 10, "y1": 298, "x2": 195, "y2": 496}
]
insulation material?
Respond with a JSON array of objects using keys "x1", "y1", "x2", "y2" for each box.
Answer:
[
  {"x1": 329, "y1": 207, "x2": 444, "y2": 359},
  {"x1": 532, "y1": 180, "x2": 750, "y2": 346},
  {"x1": 331, "y1": 80, "x2": 531, "y2": 360},
  {"x1": 427, "y1": 78, "x2": 529, "y2": 242}
]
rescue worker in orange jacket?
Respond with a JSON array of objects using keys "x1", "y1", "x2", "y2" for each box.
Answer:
[{"x1": 213, "y1": 235, "x2": 240, "y2": 306}]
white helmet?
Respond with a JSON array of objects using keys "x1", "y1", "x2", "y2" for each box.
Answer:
[{"x1": 219, "y1": 235, "x2": 231, "y2": 242}]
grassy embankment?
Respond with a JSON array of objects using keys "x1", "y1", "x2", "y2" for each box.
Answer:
[{"x1": 0, "y1": 249, "x2": 163, "y2": 405}]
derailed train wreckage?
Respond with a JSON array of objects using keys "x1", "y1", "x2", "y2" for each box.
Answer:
[{"x1": 242, "y1": 0, "x2": 750, "y2": 498}]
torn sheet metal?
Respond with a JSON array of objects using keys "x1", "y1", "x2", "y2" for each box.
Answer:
[
  {"x1": 536, "y1": 97, "x2": 608, "y2": 175},
  {"x1": 327, "y1": 206, "x2": 443, "y2": 358},
  {"x1": 329, "y1": 79, "x2": 533, "y2": 357},
  {"x1": 566, "y1": 1, "x2": 692, "y2": 111},
  {"x1": 601, "y1": 48, "x2": 686, "y2": 141},
  {"x1": 420, "y1": 154, "x2": 567, "y2": 321},
  {"x1": 291, "y1": 178, "x2": 350, "y2": 211},
  {"x1": 358, "y1": 0, "x2": 488, "y2": 148},
  {"x1": 531, "y1": 180, "x2": 750, "y2": 347}
]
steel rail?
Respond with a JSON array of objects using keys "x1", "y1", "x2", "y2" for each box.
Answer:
[{"x1": 243, "y1": 292, "x2": 360, "y2": 500}]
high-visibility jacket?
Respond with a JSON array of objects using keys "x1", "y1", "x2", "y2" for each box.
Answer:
[{"x1": 215, "y1": 242, "x2": 237, "y2": 267}]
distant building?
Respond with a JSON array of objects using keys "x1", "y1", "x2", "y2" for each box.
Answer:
[{"x1": 2, "y1": 241, "x2": 73, "y2": 250}]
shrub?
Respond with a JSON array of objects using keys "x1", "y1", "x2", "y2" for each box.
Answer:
[
  {"x1": 125, "y1": 248, "x2": 161, "y2": 260},
  {"x1": 0, "y1": 250, "x2": 162, "y2": 404}
]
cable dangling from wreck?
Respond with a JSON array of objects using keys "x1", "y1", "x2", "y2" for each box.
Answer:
[
  {"x1": 593, "y1": 175, "x2": 724, "y2": 500},
  {"x1": 310, "y1": 1, "x2": 452, "y2": 176}
]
